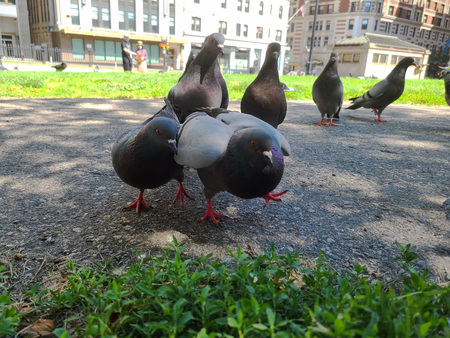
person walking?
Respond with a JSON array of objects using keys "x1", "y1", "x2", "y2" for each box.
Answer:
[
  {"x1": 135, "y1": 41, "x2": 148, "y2": 73},
  {"x1": 121, "y1": 33, "x2": 136, "y2": 72}
]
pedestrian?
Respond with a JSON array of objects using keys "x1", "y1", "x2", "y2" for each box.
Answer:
[
  {"x1": 121, "y1": 33, "x2": 136, "y2": 72},
  {"x1": 135, "y1": 41, "x2": 148, "y2": 74}
]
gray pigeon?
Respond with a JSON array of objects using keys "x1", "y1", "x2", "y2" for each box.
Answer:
[
  {"x1": 175, "y1": 111, "x2": 290, "y2": 225},
  {"x1": 52, "y1": 62, "x2": 67, "y2": 71},
  {"x1": 346, "y1": 57, "x2": 416, "y2": 122},
  {"x1": 111, "y1": 98, "x2": 192, "y2": 213},
  {"x1": 168, "y1": 33, "x2": 225, "y2": 123},
  {"x1": 241, "y1": 42, "x2": 287, "y2": 129},
  {"x1": 438, "y1": 66, "x2": 450, "y2": 106},
  {"x1": 312, "y1": 52, "x2": 343, "y2": 126}
]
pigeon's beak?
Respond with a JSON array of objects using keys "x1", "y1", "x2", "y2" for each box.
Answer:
[
  {"x1": 168, "y1": 139, "x2": 178, "y2": 155},
  {"x1": 262, "y1": 150, "x2": 273, "y2": 165},
  {"x1": 273, "y1": 51, "x2": 279, "y2": 60}
]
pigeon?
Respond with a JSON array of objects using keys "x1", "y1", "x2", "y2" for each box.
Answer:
[
  {"x1": 168, "y1": 33, "x2": 226, "y2": 123},
  {"x1": 346, "y1": 57, "x2": 416, "y2": 122},
  {"x1": 94, "y1": 64, "x2": 100, "y2": 72},
  {"x1": 111, "y1": 98, "x2": 192, "y2": 213},
  {"x1": 280, "y1": 82, "x2": 296, "y2": 92},
  {"x1": 52, "y1": 62, "x2": 67, "y2": 71},
  {"x1": 240, "y1": 42, "x2": 287, "y2": 129},
  {"x1": 438, "y1": 66, "x2": 450, "y2": 106},
  {"x1": 312, "y1": 52, "x2": 343, "y2": 126},
  {"x1": 175, "y1": 110, "x2": 290, "y2": 225}
]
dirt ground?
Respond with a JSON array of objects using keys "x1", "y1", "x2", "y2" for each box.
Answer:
[{"x1": 1, "y1": 98, "x2": 449, "y2": 300}]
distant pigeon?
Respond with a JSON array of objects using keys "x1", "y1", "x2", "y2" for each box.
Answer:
[
  {"x1": 168, "y1": 33, "x2": 226, "y2": 123},
  {"x1": 112, "y1": 98, "x2": 192, "y2": 213},
  {"x1": 241, "y1": 42, "x2": 287, "y2": 129},
  {"x1": 175, "y1": 110, "x2": 290, "y2": 224},
  {"x1": 346, "y1": 57, "x2": 416, "y2": 122},
  {"x1": 312, "y1": 52, "x2": 343, "y2": 126},
  {"x1": 94, "y1": 64, "x2": 99, "y2": 72},
  {"x1": 438, "y1": 66, "x2": 450, "y2": 106},
  {"x1": 52, "y1": 62, "x2": 67, "y2": 71}
]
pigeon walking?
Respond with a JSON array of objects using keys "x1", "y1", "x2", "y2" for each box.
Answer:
[
  {"x1": 112, "y1": 99, "x2": 192, "y2": 213},
  {"x1": 346, "y1": 57, "x2": 416, "y2": 122},
  {"x1": 52, "y1": 62, "x2": 67, "y2": 71},
  {"x1": 175, "y1": 110, "x2": 290, "y2": 225},
  {"x1": 438, "y1": 66, "x2": 450, "y2": 106},
  {"x1": 241, "y1": 42, "x2": 287, "y2": 129},
  {"x1": 168, "y1": 33, "x2": 226, "y2": 123},
  {"x1": 312, "y1": 52, "x2": 343, "y2": 126}
]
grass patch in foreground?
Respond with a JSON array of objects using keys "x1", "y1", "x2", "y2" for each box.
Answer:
[
  {"x1": 0, "y1": 71, "x2": 447, "y2": 106},
  {"x1": 1, "y1": 239, "x2": 449, "y2": 337}
]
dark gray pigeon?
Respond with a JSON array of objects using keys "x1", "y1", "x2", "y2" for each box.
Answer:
[
  {"x1": 312, "y1": 52, "x2": 343, "y2": 126},
  {"x1": 112, "y1": 98, "x2": 192, "y2": 213},
  {"x1": 168, "y1": 33, "x2": 225, "y2": 123},
  {"x1": 52, "y1": 62, "x2": 67, "y2": 71},
  {"x1": 175, "y1": 110, "x2": 290, "y2": 225},
  {"x1": 346, "y1": 57, "x2": 416, "y2": 122},
  {"x1": 241, "y1": 42, "x2": 287, "y2": 129},
  {"x1": 438, "y1": 66, "x2": 450, "y2": 106}
]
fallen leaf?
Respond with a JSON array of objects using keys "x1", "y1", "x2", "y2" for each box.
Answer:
[{"x1": 22, "y1": 318, "x2": 55, "y2": 338}]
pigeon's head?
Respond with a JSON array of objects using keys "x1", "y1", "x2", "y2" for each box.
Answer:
[
  {"x1": 147, "y1": 117, "x2": 179, "y2": 154},
  {"x1": 266, "y1": 42, "x2": 281, "y2": 60},
  {"x1": 330, "y1": 52, "x2": 339, "y2": 63},
  {"x1": 233, "y1": 128, "x2": 275, "y2": 170},
  {"x1": 205, "y1": 33, "x2": 225, "y2": 55},
  {"x1": 397, "y1": 57, "x2": 416, "y2": 69}
]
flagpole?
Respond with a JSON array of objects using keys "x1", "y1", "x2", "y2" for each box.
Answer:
[{"x1": 307, "y1": 0, "x2": 319, "y2": 75}]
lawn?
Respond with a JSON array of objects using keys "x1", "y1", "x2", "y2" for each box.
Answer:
[{"x1": 0, "y1": 71, "x2": 447, "y2": 106}]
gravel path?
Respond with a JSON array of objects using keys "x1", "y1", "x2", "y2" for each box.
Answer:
[{"x1": 1, "y1": 98, "x2": 449, "y2": 298}]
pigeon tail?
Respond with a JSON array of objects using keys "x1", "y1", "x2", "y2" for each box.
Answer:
[
  {"x1": 200, "y1": 199, "x2": 226, "y2": 225},
  {"x1": 172, "y1": 181, "x2": 194, "y2": 205},
  {"x1": 260, "y1": 190, "x2": 287, "y2": 207},
  {"x1": 123, "y1": 190, "x2": 151, "y2": 213}
]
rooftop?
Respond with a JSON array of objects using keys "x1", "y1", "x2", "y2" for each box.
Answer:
[{"x1": 335, "y1": 33, "x2": 427, "y2": 52}]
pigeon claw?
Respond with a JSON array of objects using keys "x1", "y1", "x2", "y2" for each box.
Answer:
[
  {"x1": 260, "y1": 190, "x2": 288, "y2": 207},
  {"x1": 375, "y1": 117, "x2": 387, "y2": 122},
  {"x1": 123, "y1": 190, "x2": 151, "y2": 213},
  {"x1": 314, "y1": 118, "x2": 327, "y2": 125},
  {"x1": 200, "y1": 199, "x2": 226, "y2": 225},
  {"x1": 172, "y1": 182, "x2": 194, "y2": 205},
  {"x1": 327, "y1": 120, "x2": 337, "y2": 126}
]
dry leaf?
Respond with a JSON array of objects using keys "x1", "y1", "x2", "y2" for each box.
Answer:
[{"x1": 22, "y1": 318, "x2": 55, "y2": 338}]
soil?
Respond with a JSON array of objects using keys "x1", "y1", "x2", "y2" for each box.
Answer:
[{"x1": 1, "y1": 98, "x2": 449, "y2": 301}]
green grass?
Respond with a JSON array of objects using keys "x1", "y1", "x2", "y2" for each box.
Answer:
[
  {"x1": 1, "y1": 239, "x2": 448, "y2": 337},
  {"x1": 0, "y1": 71, "x2": 447, "y2": 105}
]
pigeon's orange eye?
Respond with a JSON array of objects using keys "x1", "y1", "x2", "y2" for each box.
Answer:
[
  {"x1": 210, "y1": 38, "x2": 214, "y2": 43},
  {"x1": 250, "y1": 140, "x2": 257, "y2": 147},
  {"x1": 155, "y1": 129, "x2": 162, "y2": 135}
]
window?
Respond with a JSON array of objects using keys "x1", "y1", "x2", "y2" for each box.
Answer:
[
  {"x1": 348, "y1": 19, "x2": 354, "y2": 29},
  {"x1": 315, "y1": 20, "x2": 323, "y2": 30},
  {"x1": 441, "y1": 4, "x2": 445, "y2": 13},
  {"x1": 118, "y1": 10, "x2": 125, "y2": 30},
  {"x1": 377, "y1": 2, "x2": 382, "y2": 12},
  {"x1": 308, "y1": 22, "x2": 313, "y2": 31},
  {"x1": 403, "y1": 25, "x2": 409, "y2": 35},
  {"x1": 391, "y1": 55, "x2": 399, "y2": 65},
  {"x1": 219, "y1": 21, "x2": 227, "y2": 35},
  {"x1": 318, "y1": 5, "x2": 324, "y2": 14},
  {"x1": 433, "y1": 2, "x2": 437, "y2": 10},
  {"x1": 325, "y1": 20, "x2": 331, "y2": 30},
  {"x1": 327, "y1": 4, "x2": 333, "y2": 13},
  {"x1": 353, "y1": 54, "x2": 360, "y2": 62},
  {"x1": 279, "y1": 6, "x2": 283, "y2": 19},
  {"x1": 150, "y1": 44, "x2": 160, "y2": 64},
  {"x1": 243, "y1": 24, "x2": 248, "y2": 37},
  {"x1": 362, "y1": 19, "x2": 368, "y2": 29},
  {"x1": 259, "y1": 1, "x2": 263, "y2": 15},
  {"x1": 71, "y1": 38, "x2": 84, "y2": 60},
  {"x1": 94, "y1": 40, "x2": 122, "y2": 61},
  {"x1": 374, "y1": 19, "x2": 378, "y2": 30},
  {"x1": 309, "y1": 6, "x2": 315, "y2": 15},
  {"x1": 221, "y1": 0, "x2": 226, "y2": 8},
  {"x1": 397, "y1": 8, "x2": 402, "y2": 17},
  {"x1": 437, "y1": 18, "x2": 442, "y2": 26},
  {"x1": 102, "y1": 8, "x2": 110, "y2": 28},
  {"x1": 70, "y1": 2, "x2": 79, "y2": 25},
  {"x1": 425, "y1": 0, "x2": 430, "y2": 8},
  {"x1": 276, "y1": 30, "x2": 282, "y2": 42},
  {"x1": 415, "y1": 11, "x2": 421, "y2": 21},
  {"x1": 388, "y1": 6, "x2": 394, "y2": 15},
  {"x1": 151, "y1": 14, "x2": 159, "y2": 33},
  {"x1": 313, "y1": 36, "x2": 321, "y2": 47},
  {"x1": 290, "y1": 22, "x2": 295, "y2": 32},
  {"x1": 192, "y1": 17, "x2": 201, "y2": 31},
  {"x1": 423, "y1": 15, "x2": 428, "y2": 23},
  {"x1": 143, "y1": 14, "x2": 150, "y2": 32},
  {"x1": 169, "y1": 17, "x2": 175, "y2": 35},
  {"x1": 236, "y1": 23, "x2": 241, "y2": 36},
  {"x1": 395, "y1": 24, "x2": 399, "y2": 34},
  {"x1": 350, "y1": 2, "x2": 356, "y2": 12},
  {"x1": 364, "y1": 1, "x2": 371, "y2": 12},
  {"x1": 92, "y1": 6, "x2": 99, "y2": 27},
  {"x1": 323, "y1": 36, "x2": 329, "y2": 46},
  {"x1": 372, "y1": 53, "x2": 388, "y2": 64},
  {"x1": 128, "y1": 12, "x2": 135, "y2": 31},
  {"x1": 256, "y1": 26, "x2": 263, "y2": 39},
  {"x1": 385, "y1": 22, "x2": 391, "y2": 32},
  {"x1": 237, "y1": 0, "x2": 242, "y2": 11},
  {"x1": 244, "y1": 0, "x2": 249, "y2": 12},
  {"x1": 342, "y1": 54, "x2": 353, "y2": 62},
  {"x1": 406, "y1": 10, "x2": 411, "y2": 19},
  {"x1": 412, "y1": 27, "x2": 416, "y2": 37}
]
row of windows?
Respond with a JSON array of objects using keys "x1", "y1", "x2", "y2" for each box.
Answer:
[
  {"x1": 307, "y1": 36, "x2": 330, "y2": 48},
  {"x1": 383, "y1": 21, "x2": 449, "y2": 41},
  {"x1": 197, "y1": 0, "x2": 284, "y2": 18},
  {"x1": 388, "y1": 6, "x2": 449, "y2": 26},
  {"x1": 349, "y1": 1, "x2": 382, "y2": 14},
  {"x1": 373, "y1": 54, "x2": 422, "y2": 65},
  {"x1": 192, "y1": 17, "x2": 282, "y2": 41}
]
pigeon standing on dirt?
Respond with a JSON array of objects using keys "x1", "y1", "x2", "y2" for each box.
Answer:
[
  {"x1": 175, "y1": 110, "x2": 290, "y2": 225},
  {"x1": 346, "y1": 57, "x2": 416, "y2": 122},
  {"x1": 52, "y1": 62, "x2": 67, "y2": 71},
  {"x1": 438, "y1": 66, "x2": 450, "y2": 106},
  {"x1": 168, "y1": 33, "x2": 225, "y2": 123},
  {"x1": 312, "y1": 52, "x2": 343, "y2": 126},
  {"x1": 111, "y1": 99, "x2": 192, "y2": 213},
  {"x1": 240, "y1": 42, "x2": 287, "y2": 129}
]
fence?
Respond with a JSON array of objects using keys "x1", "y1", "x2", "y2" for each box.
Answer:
[{"x1": 0, "y1": 43, "x2": 175, "y2": 70}]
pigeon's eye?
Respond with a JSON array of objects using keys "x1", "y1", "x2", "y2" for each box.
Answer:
[
  {"x1": 210, "y1": 38, "x2": 214, "y2": 43},
  {"x1": 155, "y1": 129, "x2": 162, "y2": 135},
  {"x1": 250, "y1": 140, "x2": 257, "y2": 147}
]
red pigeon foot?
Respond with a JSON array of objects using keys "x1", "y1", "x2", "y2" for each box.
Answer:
[
  {"x1": 314, "y1": 118, "x2": 326, "y2": 125},
  {"x1": 327, "y1": 119, "x2": 337, "y2": 126},
  {"x1": 260, "y1": 190, "x2": 287, "y2": 207},
  {"x1": 200, "y1": 199, "x2": 226, "y2": 225},
  {"x1": 172, "y1": 182, "x2": 193, "y2": 205},
  {"x1": 123, "y1": 190, "x2": 150, "y2": 213}
]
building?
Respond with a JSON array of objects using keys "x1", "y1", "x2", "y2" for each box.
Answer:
[
  {"x1": 286, "y1": 0, "x2": 448, "y2": 75},
  {"x1": 0, "y1": 0, "x2": 32, "y2": 57},
  {"x1": 19, "y1": 0, "x2": 290, "y2": 73}
]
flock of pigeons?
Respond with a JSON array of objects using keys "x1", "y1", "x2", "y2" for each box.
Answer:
[{"x1": 111, "y1": 32, "x2": 422, "y2": 225}]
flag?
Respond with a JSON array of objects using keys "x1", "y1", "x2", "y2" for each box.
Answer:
[{"x1": 300, "y1": 4, "x2": 305, "y2": 17}]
